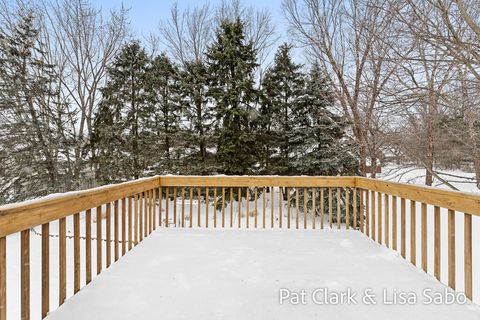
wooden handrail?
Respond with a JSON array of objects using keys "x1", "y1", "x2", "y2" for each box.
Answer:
[
  {"x1": 0, "y1": 177, "x2": 159, "y2": 238},
  {"x1": 356, "y1": 177, "x2": 480, "y2": 216},
  {"x1": 159, "y1": 175, "x2": 356, "y2": 187},
  {"x1": 1, "y1": 175, "x2": 479, "y2": 237}
]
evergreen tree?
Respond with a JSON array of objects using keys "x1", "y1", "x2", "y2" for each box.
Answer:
[
  {"x1": 92, "y1": 41, "x2": 152, "y2": 182},
  {"x1": 290, "y1": 64, "x2": 359, "y2": 176},
  {"x1": 261, "y1": 43, "x2": 304, "y2": 175},
  {"x1": 206, "y1": 18, "x2": 259, "y2": 175},
  {"x1": 0, "y1": 11, "x2": 67, "y2": 201},
  {"x1": 147, "y1": 53, "x2": 182, "y2": 173},
  {"x1": 180, "y1": 60, "x2": 216, "y2": 174}
]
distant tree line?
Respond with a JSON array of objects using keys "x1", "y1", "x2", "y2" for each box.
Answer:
[
  {"x1": 2, "y1": 0, "x2": 480, "y2": 204},
  {"x1": 0, "y1": 2, "x2": 357, "y2": 204},
  {"x1": 91, "y1": 19, "x2": 359, "y2": 184}
]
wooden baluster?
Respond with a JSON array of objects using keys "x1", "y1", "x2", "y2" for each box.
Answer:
[
  {"x1": 271, "y1": 187, "x2": 275, "y2": 229},
  {"x1": 345, "y1": 188, "x2": 349, "y2": 230},
  {"x1": 139, "y1": 193, "x2": 144, "y2": 240},
  {"x1": 392, "y1": 196, "x2": 397, "y2": 251},
  {"x1": 41, "y1": 223, "x2": 49, "y2": 318},
  {"x1": 214, "y1": 187, "x2": 217, "y2": 228},
  {"x1": 303, "y1": 187, "x2": 307, "y2": 229},
  {"x1": 254, "y1": 187, "x2": 258, "y2": 228},
  {"x1": 59, "y1": 217, "x2": 66, "y2": 305},
  {"x1": 263, "y1": 187, "x2": 266, "y2": 228},
  {"x1": 151, "y1": 190, "x2": 155, "y2": 232},
  {"x1": 287, "y1": 187, "x2": 291, "y2": 229},
  {"x1": 385, "y1": 195, "x2": 389, "y2": 248},
  {"x1": 190, "y1": 188, "x2": 194, "y2": 228},
  {"x1": 312, "y1": 188, "x2": 316, "y2": 229},
  {"x1": 114, "y1": 200, "x2": 119, "y2": 261},
  {"x1": 144, "y1": 191, "x2": 148, "y2": 234},
  {"x1": 448, "y1": 209, "x2": 455, "y2": 290},
  {"x1": 106, "y1": 203, "x2": 111, "y2": 268},
  {"x1": 153, "y1": 189, "x2": 157, "y2": 230},
  {"x1": 159, "y1": 187, "x2": 163, "y2": 227},
  {"x1": 21, "y1": 229, "x2": 30, "y2": 320},
  {"x1": 377, "y1": 192, "x2": 382, "y2": 244},
  {"x1": 74, "y1": 213, "x2": 80, "y2": 293},
  {"x1": 221, "y1": 187, "x2": 225, "y2": 228},
  {"x1": 353, "y1": 188, "x2": 357, "y2": 230},
  {"x1": 122, "y1": 198, "x2": 126, "y2": 256},
  {"x1": 360, "y1": 190, "x2": 364, "y2": 233},
  {"x1": 165, "y1": 188, "x2": 169, "y2": 228},
  {"x1": 296, "y1": 188, "x2": 300, "y2": 229},
  {"x1": 145, "y1": 191, "x2": 149, "y2": 234},
  {"x1": 238, "y1": 187, "x2": 242, "y2": 228},
  {"x1": 206, "y1": 187, "x2": 209, "y2": 228},
  {"x1": 246, "y1": 187, "x2": 249, "y2": 228},
  {"x1": 173, "y1": 187, "x2": 177, "y2": 227},
  {"x1": 401, "y1": 198, "x2": 406, "y2": 259},
  {"x1": 434, "y1": 206, "x2": 440, "y2": 280},
  {"x1": 329, "y1": 188, "x2": 333, "y2": 229},
  {"x1": 365, "y1": 190, "x2": 369, "y2": 236},
  {"x1": 182, "y1": 187, "x2": 186, "y2": 228},
  {"x1": 371, "y1": 191, "x2": 375, "y2": 240},
  {"x1": 279, "y1": 187, "x2": 283, "y2": 229},
  {"x1": 465, "y1": 213, "x2": 472, "y2": 300},
  {"x1": 0, "y1": 236, "x2": 6, "y2": 320},
  {"x1": 320, "y1": 188, "x2": 324, "y2": 229},
  {"x1": 410, "y1": 200, "x2": 416, "y2": 265},
  {"x1": 230, "y1": 187, "x2": 233, "y2": 228},
  {"x1": 337, "y1": 188, "x2": 341, "y2": 230},
  {"x1": 129, "y1": 196, "x2": 133, "y2": 249},
  {"x1": 96, "y1": 206, "x2": 102, "y2": 274},
  {"x1": 421, "y1": 203, "x2": 427, "y2": 272},
  {"x1": 86, "y1": 209, "x2": 92, "y2": 283},
  {"x1": 198, "y1": 187, "x2": 201, "y2": 228}
]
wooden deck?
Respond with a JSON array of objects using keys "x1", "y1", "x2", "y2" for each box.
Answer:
[{"x1": 45, "y1": 229, "x2": 480, "y2": 320}]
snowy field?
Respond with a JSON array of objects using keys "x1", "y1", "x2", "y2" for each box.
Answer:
[
  {"x1": 45, "y1": 229, "x2": 480, "y2": 320},
  {"x1": 378, "y1": 165, "x2": 479, "y2": 194}
]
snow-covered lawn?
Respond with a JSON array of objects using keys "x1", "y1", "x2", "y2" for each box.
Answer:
[
  {"x1": 44, "y1": 229, "x2": 480, "y2": 319},
  {"x1": 378, "y1": 165, "x2": 479, "y2": 194}
]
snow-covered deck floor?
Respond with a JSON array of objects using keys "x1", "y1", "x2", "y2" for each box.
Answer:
[{"x1": 46, "y1": 229, "x2": 480, "y2": 320}]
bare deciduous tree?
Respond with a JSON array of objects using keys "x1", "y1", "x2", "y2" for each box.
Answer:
[{"x1": 283, "y1": 0, "x2": 400, "y2": 175}]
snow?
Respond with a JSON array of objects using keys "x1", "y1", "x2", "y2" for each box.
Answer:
[
  {"x1": 45, "y1": 229, "x2": 480, "y2": 320},
  {"x1": 378, "y1": 165, "x2": 479, "y2": 194}
]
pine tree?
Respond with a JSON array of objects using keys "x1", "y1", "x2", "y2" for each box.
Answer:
[
  {"x1": 290, "y1": 64, "x2": 359, "y2": 176},
  {"x1": 180, "y1": 60, "x2": 216, "y2": 174},
  {"x1": 92, "y1": 41, "x2": 152, "y2": 183},
  {"x1": 206, "y1": 18, "x2": 259, "y2": 175},
  {"x1": 261, "y1": 43, "x2": 305, "y2": 175},
  {"x1": 0, "y1": 11, "x2": 67, "y2": 202},
  {"x1": 147, "y1": 53, "x2": 182, "y2": 174}
]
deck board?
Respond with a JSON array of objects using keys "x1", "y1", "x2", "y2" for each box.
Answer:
[{"x1": 46, "y1": 229, "x2": 480, "y2": 320}]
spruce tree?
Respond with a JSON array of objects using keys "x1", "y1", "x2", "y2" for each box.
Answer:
[
  {"x1": 147, "y1": 53, "x2": 182, "y2": 173},
  {"x1": 206, "y1": 18, "x2": 259, "y2": 175},
  {"x1": 261, "y1": 43, "x2": 305, "y2": 175},
  {"x1": 0, "y1": 11, "x2": 66, "y2": 201},
  {"x1": 290, "y1": 64, "x2": 359, "y2": 176},
  {"x1": 180, "y1": 60, "x2": 216, "y2": 174},
  {"x1": 92, "y1": 41, "x2": 152, "y2": 182}
]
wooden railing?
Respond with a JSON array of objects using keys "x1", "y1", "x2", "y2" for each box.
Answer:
[{"x1": 0, "y1": 175, "x2": 479, "y2": 319}]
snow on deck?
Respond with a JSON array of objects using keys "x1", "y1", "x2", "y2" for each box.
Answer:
[{"x1": 46, "y1": 229, "x2": 480, "y2": 320}]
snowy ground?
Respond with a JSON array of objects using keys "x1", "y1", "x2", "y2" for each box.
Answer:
[
  {"x1": 378, "y1": 164, "x2": 479, "y2": 194},
  {"x1": 44, "y1": 229, "x2": 480, "y2": 320}
]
